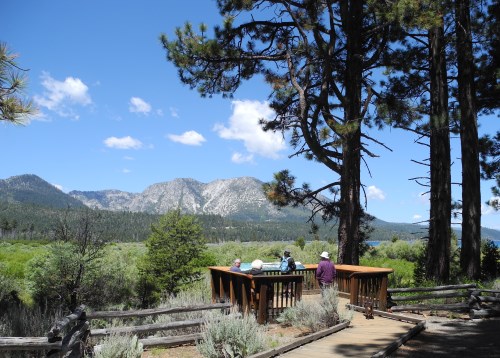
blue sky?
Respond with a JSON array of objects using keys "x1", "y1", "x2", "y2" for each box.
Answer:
[{"x1": 2, "y1": 0, "x2": 499, "y2": 230}]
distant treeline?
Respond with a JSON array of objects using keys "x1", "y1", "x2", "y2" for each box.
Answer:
[{"x1": 0, "y1": 200, "x2": 427, "y2": 243}]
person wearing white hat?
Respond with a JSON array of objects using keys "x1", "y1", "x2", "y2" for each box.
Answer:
[
  {"x1": 249, "y1": 259, "x2": 264, "y2": 275},
  {"x1": 316, "y1": 251, "x2": 336, "y2": 293}
]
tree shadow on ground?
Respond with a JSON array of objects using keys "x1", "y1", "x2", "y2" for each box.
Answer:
[{"x1": 388, "y1": 318, "x2": 500, "y2": 357}]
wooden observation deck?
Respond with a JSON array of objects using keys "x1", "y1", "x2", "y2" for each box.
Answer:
[{"x1": 209, "y1": 264, "x2": 393, "y2": 324}]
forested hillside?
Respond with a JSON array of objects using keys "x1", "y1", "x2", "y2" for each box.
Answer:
[{"x1": 3, "y1": 200, "x2": 498, "y2": 243}]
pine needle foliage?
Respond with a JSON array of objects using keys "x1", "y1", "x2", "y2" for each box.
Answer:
[{"x1": 0, "y1": 43, "x2": 36, "y2": 124}]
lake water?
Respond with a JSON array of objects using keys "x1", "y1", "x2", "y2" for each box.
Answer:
[
  {"x1": 367, "y1": 240, "x2": 500, "y2": 248},
  {"x1": 239, "y1": 262, "x2": 306, "y2": 272}
]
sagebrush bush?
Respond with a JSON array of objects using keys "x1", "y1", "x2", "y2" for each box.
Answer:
[
  {"x1": 196, "y1": 308, "x2": 267, "y2": 358},
  {"x1": 280, "y1": 300, "x2": 327, "y2": 332},
  {"x1": 92, "y1": 333, "x2": 143, "y2": 358},
  {"x1": 277, "y1": 286, "x2": 349, "y2": 332}
]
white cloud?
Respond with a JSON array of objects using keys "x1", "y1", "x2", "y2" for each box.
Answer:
[
  {"x1": 129, "y1": 97, "x2": 151, "y2": 114},
  {"x1": 413, "y1": 214, "x2": 422, "y2": 220},
  {"x1": 366, "y1": 185, "x2": 385, "y2": 200},
  {"x1": 214, "y1": 100, "x2": 286, "y2": 159},
  {"x1": 34, "y1": 72, "x2": 91, "y2": 119},
  {"x1": 169, "y1": 107, "x2": 179, "y2": 118},
  {"x1": 104, "y1": 136, "x2": 143, "y2": 149},
  {"x1": 232, "y1": 152, "x2": 254, "y2": 164},
  {"x1": 123, "y1": 156, "x2": 135, "y2": 160},
  {"x1": 167, "y1": 131, "x2": 206, "y2": 146},
  {"x1": 122, "y1": 168, "x2": 131, "y2": 174}
]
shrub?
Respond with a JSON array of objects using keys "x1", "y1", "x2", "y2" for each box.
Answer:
[
  {"x1": 375, "y1": 240, "x2": 424, "y2": 262},
  {"x1": 93, "y1": 333, "x2": 143, "y2": 358},
  {"x1": 277, "y1": 286, "x2": 351, "y2": 332},
  {"x1": 197, "y1": 308, "x2": 266, "y2": 358},
  {"x1": 137, "y1": 210, "x2": 206, "y2": 307},
  {"x1": 481, "y1": 239, "x2": 500, "y2": 280}
]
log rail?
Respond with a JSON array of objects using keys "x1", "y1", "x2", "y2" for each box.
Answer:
[{"x1": 387, "y1": 284, "x2": 500, "y2": 318}]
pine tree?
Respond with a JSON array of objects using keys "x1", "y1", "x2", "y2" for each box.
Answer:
[
  {"x1": 455, "y1": 0, "x2": 481, "y2": 279},
  {"x1": 138, "y1": 210, "x2": 205, "y2": 307},
  {"x1": 376, "y1": 0, "x2": 452, "y2": 282},
  {"x1": 0, "y1": 43, "x2": 36, "y2": 123},
  {"x1": 161, "y1": 0, "x2": 397, "y2": 264}
]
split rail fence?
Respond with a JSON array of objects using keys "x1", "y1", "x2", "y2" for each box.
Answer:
[
  {"x1": 387, "y1": 284, "x2": 500, "y2": 318},
  {"x1": 0, "y1": 302, "x2": 231, "y2": 356}
]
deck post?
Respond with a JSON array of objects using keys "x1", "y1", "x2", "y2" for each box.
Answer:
[
  {"x1": 379, "y1": 275, "x2": 389, "y2": 310},
  {"x1": 257, "y1": 282, "x2": 269, "y2": 324},
  {"x1": 350, "y1": 275, "x2": 360, "y2": 306}
]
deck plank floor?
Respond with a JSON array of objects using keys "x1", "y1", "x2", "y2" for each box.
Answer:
[{"x1": 280, "y1": 296, "x2": 416, "y2": 357}]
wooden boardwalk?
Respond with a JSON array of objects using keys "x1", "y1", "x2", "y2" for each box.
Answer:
[{"x1": 280, "y1": 297, "x2": 417, "y2": 358}]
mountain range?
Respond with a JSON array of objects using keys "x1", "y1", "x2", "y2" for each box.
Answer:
[
  {"x1": 0, "y1": 174, "x2": 311, "y2": 222},
  {"x1": 1, "y1": 174, "x2": 499, "y2": 241}
]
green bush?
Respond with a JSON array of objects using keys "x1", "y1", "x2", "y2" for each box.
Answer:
[
  {"x1": 373, "y1": 240, "x2": 425, "y2": 262},
  {"x1": 197, "y1": 308, "x2": 267, "y2": 358},
  {"x1": 481, "y1": 239, "x2": 500, "y2": 280},
  {"x1": 25, "y1": 241, "x2": 140, "y2": 310},
  {"x1": 138, "y1": 210, "x2": 206, "y2": 307}
]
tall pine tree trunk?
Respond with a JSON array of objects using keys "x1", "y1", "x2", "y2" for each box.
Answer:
[
  {"x1": 338, "y1": 0, "x2": 362, "y2": 264},
  {"x1": 456, "y1": 0, "x2": 481, "y2": 279},
  {"x1": 426, "y1": 21, "x2": 451, "y2": 282}
]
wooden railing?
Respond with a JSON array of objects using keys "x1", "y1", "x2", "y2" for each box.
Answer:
[
  {"x1": 209, "y1": 264, "x2": 393, "y2": 323},
  {"x1": 209, "y1": 267, "x2": 303, "y2": 324},
  {"x1": 302, "y1": 264, "x2": 393, "y2": 310}
]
